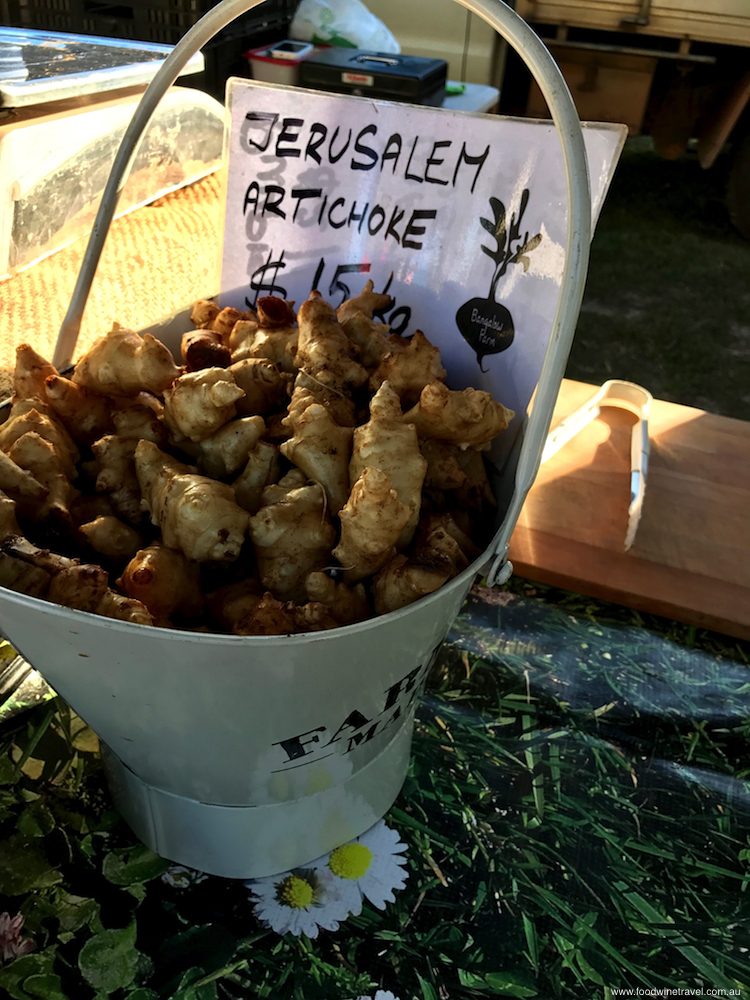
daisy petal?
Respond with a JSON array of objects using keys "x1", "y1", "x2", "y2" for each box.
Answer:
[
  {"x1": 311, "y1": 819, "x2": 410, "y2": 913},
  {"x1": 246, "y1": 866, "x2": 355, "y2": 938}
]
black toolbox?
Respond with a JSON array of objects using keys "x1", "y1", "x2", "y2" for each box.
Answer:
[{"x1": 298, "y1": 49, "x2": 448, "y2": 107}]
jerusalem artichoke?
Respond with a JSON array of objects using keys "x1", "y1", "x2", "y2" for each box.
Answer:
[
  {"x1": 295, "y1": 291, "x2": 368, "y2": 394},
  {"x1": 349, "y1": 381, "x2": 427, "y2": 550},
  {"x1": 72, "y1": 323, "x2": 181, "y2": 396},
  {"x1": 181, "y1": 329, "x2": 231, "y2": 371},
  {"x1": 135, "y1": 440, "x2": 249, "y2": 562},
  {"x1": 13, "y1": 344, "x2": 58, "y2": 400},
  {"x1": 369, "y1": 330, "x2": 447, "y2": 406},
  {"x1": 333, "y1": 466, "x2": 410, "y2": 583},
  {"x1": 403, "y1": 381, "x2": 514, "y2": 450},
  {"x1": 78, "y1": 515, "x2": 143, "y2": 561},
  {"x1": 280, "y1": 389, "x2": 353, "y2": 514},
  {"x1": 118, "y1": 543, "x2": 203, "y2": 621},
  {"x1": 163, "y1": 367, "x2": 245, "y2": 443},
  {"x1": 248, "y1": 481, "x2": 335, "y2": 601},
  {"x1": 337, "y1": 280, "x2": 392, "y2": 325},
  {"x1": 232, "y1": 441, "x2": 281, "y2": 513}
]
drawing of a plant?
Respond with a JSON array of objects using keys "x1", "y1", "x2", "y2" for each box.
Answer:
[
  {"x1": 455, "y1": 186, "x2": 544, "y2": 368},
  {"x1": 480, "y1": 188, "x2": 543, "y2": 302}
]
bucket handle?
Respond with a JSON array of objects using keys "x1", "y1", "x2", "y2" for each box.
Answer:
[{"x1": 53, "y1": 0, "x2": 591, "y2": 589}]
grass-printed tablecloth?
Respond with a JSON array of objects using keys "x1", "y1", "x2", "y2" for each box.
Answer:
[{"x1": 0, "y1": 580, "x2": 748, "y2": 999}]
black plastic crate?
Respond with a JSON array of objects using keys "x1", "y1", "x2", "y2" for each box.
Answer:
[
  {"x1": 6, "y1": 0, "x2": 296, "y2": 46},
  {"x1": 6, "y1": 0, "x2": 87, "y2": 33},
  {"x1": 5, "y1": 0, "x2": 297, "y2": 96},
  {"x1": 189, "y1": 20, "x2": 287, "y2": 98}
]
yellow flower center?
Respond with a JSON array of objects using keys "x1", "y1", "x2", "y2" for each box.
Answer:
[
  {"x1": 328, "y1": 843, "x2": 373, "y2": 879},
  {"x1": 277, "y1": 874, "x2": 314, "y2": 909}
]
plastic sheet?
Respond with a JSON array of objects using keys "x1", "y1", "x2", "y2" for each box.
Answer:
[
  {"x1": 290, "y1": 0, "x2": 401, "y2": 53},
  {"x1": 0, "y1": 582, "x2": 748, "y2": 997}
]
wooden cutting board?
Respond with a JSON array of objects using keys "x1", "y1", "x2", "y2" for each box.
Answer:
[{"x1": 508, "y1": 379, "x2": 750, "y2": 640}]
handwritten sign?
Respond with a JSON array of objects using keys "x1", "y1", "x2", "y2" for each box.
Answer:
[{"x1": 220, "y1": 80, "x2": 626, "y2": 434}]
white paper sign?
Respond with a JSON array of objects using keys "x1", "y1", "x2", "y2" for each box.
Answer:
[{"x1": 220, "y1": 80, "x2": 625, "y2": 427}]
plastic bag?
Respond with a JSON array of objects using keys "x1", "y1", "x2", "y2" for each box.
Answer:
[{"x1": 290, "y1": 0, "x2": 401, "y2": 54}]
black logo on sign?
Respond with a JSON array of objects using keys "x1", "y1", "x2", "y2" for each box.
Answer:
[{"x1": 455, "y1": 188, "x2": 542, "y2": 371}]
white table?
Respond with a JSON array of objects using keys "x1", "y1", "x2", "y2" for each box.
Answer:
[{"x1": 442, "y1": 81, "x2": 499, "y2": 114}]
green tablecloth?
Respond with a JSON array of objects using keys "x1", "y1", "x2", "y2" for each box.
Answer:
[{"x1": 0, "y1": 580, "x2": 748, "y2": 999}]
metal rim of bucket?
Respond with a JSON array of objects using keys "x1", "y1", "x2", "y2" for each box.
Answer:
[{"x1": 47, "y1": 0, "x2": 592, "y2": 628}]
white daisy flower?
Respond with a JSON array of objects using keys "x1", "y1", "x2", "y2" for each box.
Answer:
[
  {"x1": 247, "y1": 867, "x2": 351, "y2": 939},
  {"x1": 310, "y1": 820, "x2": 409, "y2": 914},
  {"x1": 354, "y1": 992, "x2": 401, "y2": 1000},
  {"x1": 161, "y1": 865, "x2": 209, "y2": 889}
]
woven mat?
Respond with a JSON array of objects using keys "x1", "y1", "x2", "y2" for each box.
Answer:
[{"x1": 0, "y1": 172, "x2": 223, "y2": 396}]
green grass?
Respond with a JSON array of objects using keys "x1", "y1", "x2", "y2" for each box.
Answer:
[{"x1": 568, "y1": 137, "x2": 750, "y2": 421}]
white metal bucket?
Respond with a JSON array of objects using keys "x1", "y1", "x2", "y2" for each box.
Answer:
[
  {"x1": 0, "y1": 561, "x2": 475, "y2": 878},
  {"x1": 0, "y1": 0, "x2": 591, "y2": 878}
]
